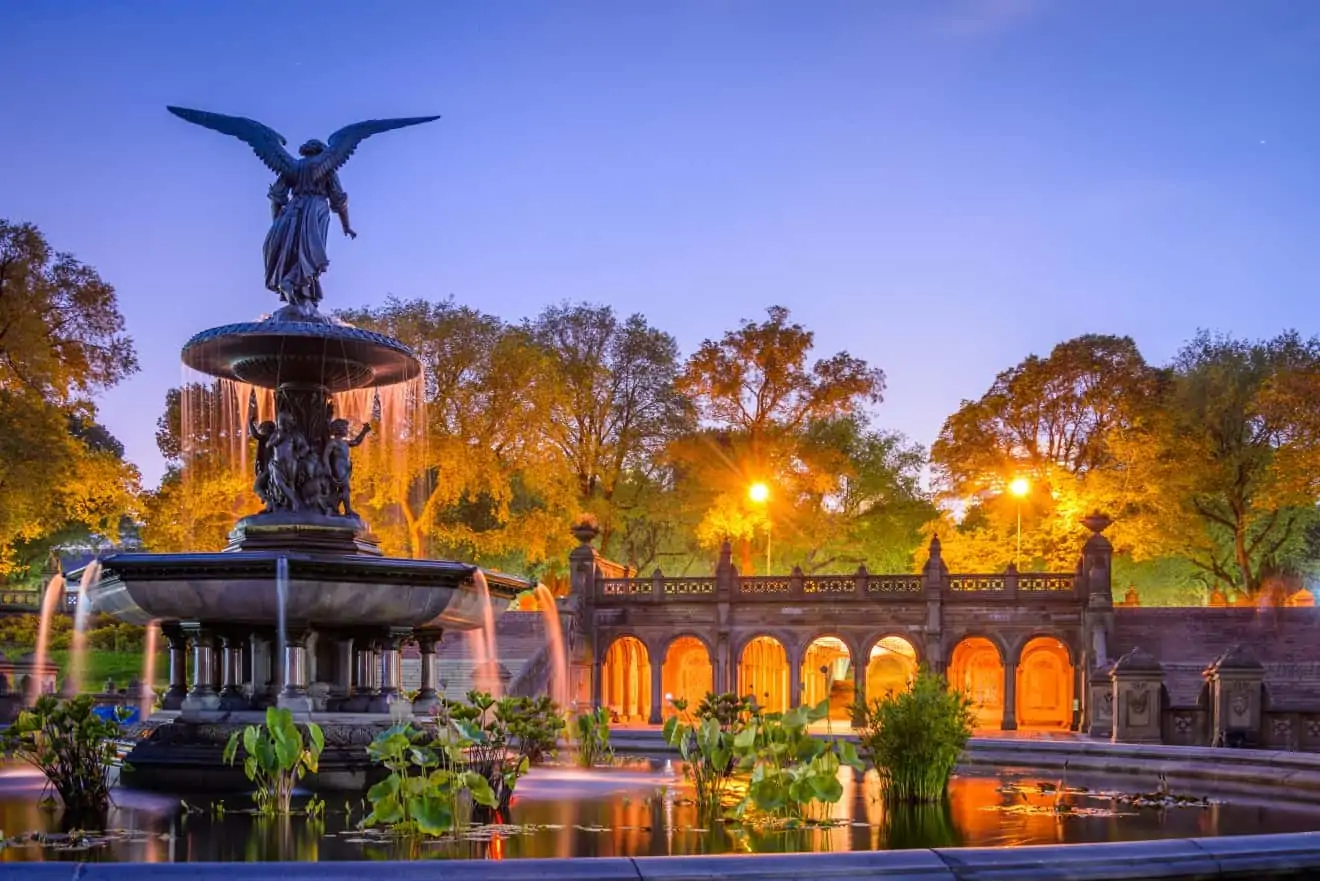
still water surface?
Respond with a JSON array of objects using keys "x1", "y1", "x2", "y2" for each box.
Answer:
[{"x1": 1, "y1": 758, "x2": 1318, "y2": 862}]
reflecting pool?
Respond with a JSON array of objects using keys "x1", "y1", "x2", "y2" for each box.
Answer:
[{"x1": 1, "y1": 758, "x2": 1318, "y2": 863}]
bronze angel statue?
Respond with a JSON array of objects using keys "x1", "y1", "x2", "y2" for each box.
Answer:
[{"x1": 167, "y1": 106, "x2": 439, "y2": 320}]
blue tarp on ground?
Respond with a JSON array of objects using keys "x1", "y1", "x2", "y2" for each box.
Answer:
[{"x1": 91, "y1": 705, "x2": 139, "y2": 725}]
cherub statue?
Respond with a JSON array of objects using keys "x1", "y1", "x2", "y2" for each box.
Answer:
[
  {"x1": 166, "y1": 106, "x2": 439, "y2": 320},
  {"x1": 248, "y1": 417, "x2": 278, "y2": 511},
  {"x1": 324, "y1": 418, "x2": 371, "y2": 517},
  {"x1": 267, "y1": 413, "x2": 303, "y2": 511}
]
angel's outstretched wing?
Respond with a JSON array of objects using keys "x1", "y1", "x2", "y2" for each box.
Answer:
[
  {"x1": 313, "y1": 116, "x2": 441, "y2": 180},
  {"x1": 167, "y1": 106, "x2": 296, "y2": 177}
]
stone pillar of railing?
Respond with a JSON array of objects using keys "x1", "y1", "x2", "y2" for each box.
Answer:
[
  {"x1": 922, "y1": 536, "x2": 948, "y2": 675},
  {"x1": 1110, "y1": 647, "x2": 1164, "y2": 744},
  {"x1": 568, "y1": 520, "x2": 602, "y2": 710},
  {"x1": 789, "y1": 565, "x2": 804, "y2": 596},
  {"x1": 1080, "y1": 513, "x2": 1115, "y2": 734},
  {"x1": 652, "y1": 568, "x2": 665, "y2": 599},
  {"x1": 569, "y1": 520, "x2": 601, "y2": 598},
  {"x1": 1204, "y1": 644, "x2": 1265, "y2": 748},
  {"x1": 716, "y1": 540, "x2": 736, "y2": 597},
  {"x1": 1004, "y1": 563, "x2": 1019, "y2": 599},
  {"x1": 161, "y1": 623, "x2": 189, "y2": 711},
  {"x1": 1087, "y1": 661, "x2": 1114, "y2": 738},
  {"x1": 854, "y1": 564, "x2": 869, "y2": 598}
]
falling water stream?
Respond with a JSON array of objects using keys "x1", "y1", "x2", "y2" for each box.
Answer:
[
  {"x1": 30, "y1": 573, "x2": 65, "y2": 702},
  {"x1": 533, "y1": 584, "x2": 569, "y2": 709},
  {"x1": 141, "y1": 622, "x2": 159, "y2": 717},
  {"x1": 67, "y1": 560, "x2": 102, "y2": 696},
  {"x1": 471, "y1": 570, "x2": 501, "y2": 698},
  {"x1": 276, "y1": 556, "x2": 289, "y2": 694}
]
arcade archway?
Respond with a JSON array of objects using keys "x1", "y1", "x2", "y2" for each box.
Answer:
[
  {"x1": 949, "y1": 636, "x2": 1004, "y2": 728},
  {"x1": 737, "y1": 636, "x2": 789, "y2": 713},
  {"x1": 865, "y1": 635, "x2": 918, "y2": 702},
  {"x1": 800, "y1": 636, "x2": 853, "y2": 722},
  {"x1": 661, "y1": 636, "x2": 713, "y2": 719},
  {"x1": 601, "y1": 636, "x2": 651, "y2": 723},
  {"x1": 1016, "y1": 636, "x2": 1074, "y2": 729}
]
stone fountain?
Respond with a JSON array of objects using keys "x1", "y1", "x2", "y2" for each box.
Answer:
[{"x1": 70, "y1": 106, "x2": 526, "y2": 790}]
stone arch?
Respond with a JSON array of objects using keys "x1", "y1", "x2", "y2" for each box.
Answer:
[
  {"x1": 736, "y1": 634, "x2": 790, "y2": 714},
  {"x1": 799, "y1": 633, "x2": 855, "y2": 723},
  {"x1": 863, "y1": 634, "x2": 920, "y2": 703},
  {"x1": 600, "y1": 635, "x2": 651, "y2": 723},
  {"x1": 661, "y1": 634, "x2": 714, "y2": 720},
  {"x1": 1007, "y1": 630, "x2": 1077, "y2": 668},
  {"x1": 1015, "y1": 635, "x2": 1074, "y2": 729},
  {"x1": 948, "y1": 635, "x2": 1005, "y2": 729}
]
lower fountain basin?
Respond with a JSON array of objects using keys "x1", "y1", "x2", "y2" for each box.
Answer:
[{"x1": 82, "y1": 551, "x2": 527, "y2": 630}]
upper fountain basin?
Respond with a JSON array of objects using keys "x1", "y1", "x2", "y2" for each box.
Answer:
[
  {"x1": 182, "y1": 320, "x2": 420, "y2": 392},
  {"x1": 77, "y1": 552, "x2": 528, "y2": 630}
]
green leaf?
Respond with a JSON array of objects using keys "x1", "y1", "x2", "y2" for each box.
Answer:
[
  {"x1": 410, "y1": 794, "x2": 454, "y2": 836},
  {"x1": 222, "y1": 731, "x2": 241, "y2": 765},
  {"x1": 465, "y1": 772, "x2": 498, "y2": 807},
  {"x1": 367, "y1": 774, "x2": 399, "y2": 803}
]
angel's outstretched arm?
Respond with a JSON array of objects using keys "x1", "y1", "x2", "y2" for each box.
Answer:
[{"x1": 327, "y1": 172, "x2": 354, "y2": 238}]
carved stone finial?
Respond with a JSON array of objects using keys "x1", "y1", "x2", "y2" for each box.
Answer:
[
  {"x1": 1082, "y1": 512, "x2": 1113, "y2": 535},
  {"x1": 570, "y1": 515, "x2": 599, "y2": 547}
]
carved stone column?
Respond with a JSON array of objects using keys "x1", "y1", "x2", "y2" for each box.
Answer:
[
  {"x1": 370, "y1": 629, "x2": 411, "y2": 714},
  {"x1": 219, "y1": 630, "x2": 249, "y2": 710},
  {"x1": 788, "y1": 652, "x2": 803, "y2": 709},
  {"x1": 852, "y1": 657, "x2": 867, "y2": 708},
  {"x1": 181, "y1": 626, "x2": 220, "y2": 713},
  {"x1": 1001, "y1": 662, "x2": 1018, "y2": 731},
  {"x1": 648, "y1": 653, "x2": 663, "y2": 725},
  {"x1": 278, "y1": 629, "x2": 313, "y2": 712},
  {"x1": 1204, "y1": 644, "x2": 1266, "y2": 748},
  {"x1": 161, "y1": 624, "x2": 189, "y2": 711},
  {"x1": 1110, "y1": 647, "x2": 1164, "y2": 744},
  {"x1": 413, "y1": 630, "x2": 442, "y2": 714},
  {"x1": 344, "y1": 637, "x2": 379, "y2": 713}
]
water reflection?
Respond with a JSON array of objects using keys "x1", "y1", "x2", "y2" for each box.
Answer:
[{"x1": 1, "y1": 759, "x2": 1319, "y2": 863}]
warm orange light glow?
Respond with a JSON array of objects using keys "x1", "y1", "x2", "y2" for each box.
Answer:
[
  {"x1": 748, "y1": 482, "x2": 770, "y2": 504},
  {"x1": 1008, "y1": 476, "x2": 1030, "y2": 498}
]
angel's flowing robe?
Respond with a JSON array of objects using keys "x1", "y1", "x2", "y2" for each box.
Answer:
[{"x1": 263, "y1": 162, "x2": 347, "y2": 308}]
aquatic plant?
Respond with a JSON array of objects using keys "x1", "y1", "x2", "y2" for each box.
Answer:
[
  {"x1": 849, "y1": 667, "x2": 974, "y2": 803},
  {"x1": 362, "y1": 722, "x2": 496, "y2": 837},
  {"x1": 0, "y1": 694, "x2": 125, "y2": 821},
  {"x1": 661, "y1": 692, "x2": 754, "y2": 814},
  {"x1": 665, "y1": 692, "x2": 863, "y2": 821},
  {"x1": 222, "y1": 706, "x2": 324, "y2": 815},
  {"x1": 439, "y1": 690, "x2": 556, "y2": 813},
  {"x1": 502, "y1": 694, "x2": 566, "y2": 764},
  {"x1": 572, "y1": 705, "x2": 614, "y2": 768}
]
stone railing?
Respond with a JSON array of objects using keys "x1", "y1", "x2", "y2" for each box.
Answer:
[{"x1": 597, "y1": 567, "x2": 1076, "y2": 602}]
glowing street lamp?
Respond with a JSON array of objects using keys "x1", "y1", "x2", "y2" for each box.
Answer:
[
  {"x1": 1008, "y1": 477, "x2": 1030, "y2": 567},
  {"x1": 748, "y1": 482, "x2": 771, "y2": 575}
]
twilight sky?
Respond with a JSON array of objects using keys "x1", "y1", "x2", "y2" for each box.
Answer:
[{"x1": 3, "y1": 0, "x2": 1318, "y2": 488}]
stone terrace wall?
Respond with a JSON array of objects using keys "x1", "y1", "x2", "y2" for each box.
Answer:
[{"x1": 1112, "y1": 607, "x2": 1320, "y2": 750}]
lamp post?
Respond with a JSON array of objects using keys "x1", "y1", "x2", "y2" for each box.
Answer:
[
  {"x1": 1008, "y1": 476, "x2": 1030, "y2": 567},
  {"x1": 748, "y1": 482, "x2": 770, "y2": 575}
]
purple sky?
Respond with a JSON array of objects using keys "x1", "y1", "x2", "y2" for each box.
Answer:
[{"x1": 3, "y1": 1, "x2": 1318, "y2": 487}]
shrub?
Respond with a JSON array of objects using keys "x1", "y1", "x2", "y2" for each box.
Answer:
[
  {"x1": 572, "y1": 705, "x2": 613, "y2": 767},
  {"x1": 0, "y1": 694, "x2": 125, "y2": 821},
  {"x1": 222, "y1": 707, "x2": 324, "y2": 815},
  {"x1": 849, "y1": 667, "x2": 974, "y2": 803}
]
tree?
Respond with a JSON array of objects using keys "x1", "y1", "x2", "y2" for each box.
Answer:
[
  {"x1": 338, "y1": 298, "x2": 574, "y2": 569},
  {"x1": 675, "y1": 306, "x2": 888, "y2": 573},
  {"x1": 1156, "y1": 331, "x2": 1320, "y2": 598},
  {"x1": 527, "y1": 303, "x2": 692, "y2": 556},
  {"x1": 0, "y1": 221, "x2": 139, "y2": 574},
  {"x1": 930, "y1": 335, "x2": 1167, "y2": 568},
  {"x1": 139, "y1": 384, "x2": 250, "y2": 552}
]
